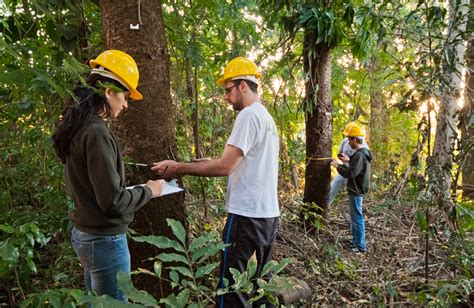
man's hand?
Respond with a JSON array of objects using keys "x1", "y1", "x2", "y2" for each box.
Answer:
[
  {"x1": 338, "y1": 153, "x2": 350, "y2": 163},
  {"x1": 150, "y1": 145, "x2": 243, "y2": 178},
  {"x1": 151, "y1": 160, "x2": 180, "y2": 178},
  {"x1": 331, "y1": 158, "x2": 339, "y2": 168}
]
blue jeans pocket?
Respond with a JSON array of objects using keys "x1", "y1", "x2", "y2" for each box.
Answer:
[
  {"x1": 92, "y1": 234, "x2": 129, "y2": 272},
  {"x1": 71, "y1": 229, "x2": 95, "y2": 270}
]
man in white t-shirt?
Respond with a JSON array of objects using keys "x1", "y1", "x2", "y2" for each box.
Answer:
[{"x1": 152, "y1": 57, "x2": 279, "y2": 307}]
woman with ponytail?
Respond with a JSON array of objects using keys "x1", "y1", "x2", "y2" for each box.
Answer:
[{"x1": 52, "y1": 50, "x2": 163, "y2": 301}]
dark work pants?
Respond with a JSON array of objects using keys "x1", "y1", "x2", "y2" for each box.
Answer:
[{"x1": 216, "y1": 213, "x2": 279, "y2": 308}]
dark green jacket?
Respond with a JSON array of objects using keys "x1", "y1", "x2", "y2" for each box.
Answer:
[
  {"x1": 337, "y1": 147, "x2": 372, "y2": 196},
  {"x1": 65, "y1": 116, "x2": 151, "y2": 235}
]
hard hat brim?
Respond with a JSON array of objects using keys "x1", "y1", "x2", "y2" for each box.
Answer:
[
  {"x1": 89, "y1": 59, "x2": 99, "y2": 68},
  {"x1": 216, "y1": 77, "x2": 226, "y2": 86},
  {"x1": 130, "y1": 88, "x2": 143, "y2": 100}
]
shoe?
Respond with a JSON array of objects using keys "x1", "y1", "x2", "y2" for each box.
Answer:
[
  {"x1": 341, "y1": 240, "x2": 355, "y2": 249},
  {"x1": 351, "y1": 247, "x2": 366, "y2": 254}
]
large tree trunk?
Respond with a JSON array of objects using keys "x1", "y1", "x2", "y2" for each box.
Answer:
[
  {"x1": 302, "y1": 29, "x2": 332, "y2": 220},
  {"x1": 100, "y1": 0, "x2": 185, "y2": 298},
  {"x1": 461, "y1": 31, "x2": 473, "y2": 198},
  {"x1": 427, "y1": 0, "x2": 469, "y2": 212}
]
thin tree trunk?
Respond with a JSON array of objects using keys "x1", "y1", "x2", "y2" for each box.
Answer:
[
  {"x1": 427, "y1": 0, "x2": 469, "y2": 212},
  {"x1": 99, "y1": 0, "x2": 185, "y2": 298},
  {"x1": 303, "y1": 29, "x2": 332, "y2": 220},
  {"x1": 461, "y1": 30, "x2": 473, "y2": 198},
  {"x1": 368, "y1": 55, "x2": 384, "y2": 146},
  {"x1": 74, "y1": 2, "x2": 90, "y2": 62},
  {"x1": 187, "y1": 60, "x2": 201, "y2": 158}
]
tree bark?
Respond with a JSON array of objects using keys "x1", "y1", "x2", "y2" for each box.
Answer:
[
  {"x1": 302, "y1": 29, "x2": 332, "y2": 220},
  {"x1": 368, "y1": 55, "x2": 385, "y2": 145},
  {"x1": 428, "y1": 0, "x2": 469, "y2": 210},
  {"x1": 99, "y1": 0, "x2": 185, "y2": 298},
  {"x1": 74, "y1": 2, "x2": 90, "y2": 62},
  {"x1": 187, "y1": 59, "x2": 201, "y2": 158},
  {"x1": 461, "y1": 19, "x2": 473, "y2": 198}
]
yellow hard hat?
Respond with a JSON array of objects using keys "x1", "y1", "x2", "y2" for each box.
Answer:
[
  {"x1": 89, "y1": 50, "x2": 143, "y2": 100},
  {"x1": 343, "y1": 122, "x2": 358, "y2": 136},
  {"x1": 216, "y1": 57, "x2": 261, "y2": 86},
  {"x1": 346, "y1": 124, "x2": 365, "y2": 137}
]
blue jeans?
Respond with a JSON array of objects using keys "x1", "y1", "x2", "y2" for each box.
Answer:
[
  {"x1": 329, "y1": 174, "x2": 348, "y2": 206},
  {"x1": 348, "y1": 194, "x2": 366, "y2": 252},
  {"x1": 71, "y1": 227, "x2": 130, "y2": 301}
]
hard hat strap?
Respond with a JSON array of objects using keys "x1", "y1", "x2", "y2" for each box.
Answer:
[{"x1": 231, "y1": 75, "x2": 258, "y2": 84}]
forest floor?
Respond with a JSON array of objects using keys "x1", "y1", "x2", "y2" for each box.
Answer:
[
  {"x1": 10, "y1": 189, "x2": 469, "y2": 307},
  {"x1": 270, "y1": 192, "x2": 470, "y2": 306}
]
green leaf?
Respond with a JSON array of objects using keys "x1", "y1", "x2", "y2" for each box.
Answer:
[
  {"x1": 47, "y1": 291, "x2": 61, "y2": 307},
  {"x1": 229, "y1": 268, "x2": 242, "y2": 285},
  {"x1": 158, "y1": 253, "x2": 189, "y2": 265},
  {"x1": 246, "y1": 259, "x2": 257, "y2": 279},
  {"x1": 436, "y1": 283, "x2": 456, "y2": 297},
  {"x1": 273, "y1": 258, "x2": 292, "y2": 275},
  {"x1": 116, "y1": 272, "x2": 158, "y2": 305},
  {"x1": 195, "y1": 262, "x2": 220, "y2": 278},
  {"x1": 230, "y1": 267, "x2": 251, "y2": 291},
  {"x1": 191, "y1": 242, "x2": 227, "y2": 263},
  {"x1": 197, "y1": 285, "x2": 212, "y2": 292},
  {"x1": 154, "y1": 261, "x2": 162, "y2": 278},
  {"x1": 81, "y1": 294, "x2": 142, "y2": 307},
  {"x1": 260, "y1": 258, "x2": 292, "y2": 277},
  {"x1": 176, "y1": 289, "x2": 191, "y2": 307},
  {"x1": 170, "y1": 270, "x2": 179, "y2": 283},
  {"x1": 261, "y1": 260, "x2": 278, "y2": 277},
  {"x1": 160, "y1": 293, "x2": 186, "y2": 308},
  {"x1": 0, "y1": 224, "x2": 14, "y2": 234},
  {"x1": 0, "y1": 239, "x2": 19, "y2": 263},
  {"x1": 416, "y1": 210, "x2": 428, "y2": 231},
  {"x1": 168, "y1": 266, "x2": 193, "y2": 278},
  {"x1": 189, "y1": 234, "x2": 214, "y2": 252},
  {"x1": 167, "y1": 218, "x2": 186, "y2": 245},
  {"x1": 257, "y1": 278, "x2": 281, "y2": 293},
  {"x1": 26, "y1": 259, "x2": 37, "y2": 273},
  {"x1": 133, "y1": 235, "x2": 185, "y2": 253}
]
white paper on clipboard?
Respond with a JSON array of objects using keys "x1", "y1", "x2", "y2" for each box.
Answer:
[{"x1": 127, "y1": 180, "x2": 183, "y2": 198}]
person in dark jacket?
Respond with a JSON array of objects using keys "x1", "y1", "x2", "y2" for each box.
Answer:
[
  {"x1": 52, "y1": 50, "x2": 164, "y2": 301},
  {"x1": 332, "y1": 124, "x2": 372, "y2": 253}
]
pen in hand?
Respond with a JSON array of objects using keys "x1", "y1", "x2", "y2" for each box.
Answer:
[{"x1": 159, "y1": 165, "x2": 169, "y2": 179}]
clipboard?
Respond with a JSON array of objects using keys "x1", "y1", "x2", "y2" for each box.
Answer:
[{"x1": 127, "y1": 180, "x2": 183, "y2": 198}]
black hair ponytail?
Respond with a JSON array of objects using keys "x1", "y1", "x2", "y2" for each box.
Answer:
[{"x1": 52, "y1": 74, "x2": 127, "y2": 163}]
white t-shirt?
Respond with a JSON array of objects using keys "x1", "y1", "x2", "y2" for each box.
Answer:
[
  {"x1": 339, "y1": 137, "x2": 368, "y2": 157},
  {"x1": 225, "y1": 102, "x2": 280, "y2": 218}
]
